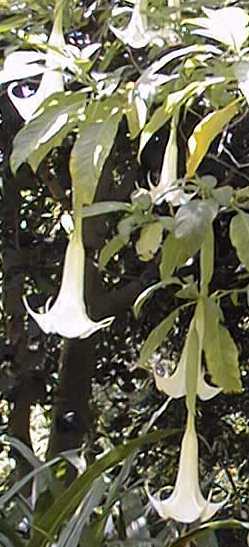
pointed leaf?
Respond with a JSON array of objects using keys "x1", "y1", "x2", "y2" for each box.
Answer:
[
  {"x1": 27, "y1": 429, "x2": 178, "y2": 547},
  {"x1": 99, "y1": 235, "x2": 127, "y2": 270},
  {"x1": 81, "y1": 201, "x2": 132, "y2": 218},
  {"x1": 138, "y1": 307, "x2": 179, "y2": 367},
  {"x1": 11, "y1": 91, "x2": 86, "y2": 174},
  {"x1": 203, "y1": 298, "x2": 242, "y2": 392},
  {"x1": 70, "y1": 99, "x2": 123, "y2": 205},
  {"x1": 186, "y1": 101, "x2": 239, "y2": 178}
]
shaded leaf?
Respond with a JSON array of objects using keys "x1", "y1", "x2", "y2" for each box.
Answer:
[
  {"x1": 171, "y1": 518, "x2": 249, "y2": 547},
  {"x1": 27, "y1": 429, "x2": 178, "y2": 547},
  {"x1": 230, "y1": 210, "x2": 249, "y2": 271},
  {"x1": 138, "y1": 307, "x2": 179, "y2": 367},
  {"x1": 133, "y1": 281, "x2": 166, "y2": 318},
  {"x1": 200, "y1": 224, "x2": 214, "y2": 294},
  {"x1": 99, "y1": 235, "x2": 127, "y2": 270},
  {"x1": 174, "y1": 199, "x2": 218, "y2": 240},
  {"x1": 0, "y1": 14, "x2": 28, "y2": 33}
]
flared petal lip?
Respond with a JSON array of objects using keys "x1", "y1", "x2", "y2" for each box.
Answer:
[{"x1": 24, "y1": 295, "x2": 114, "y2": 339}]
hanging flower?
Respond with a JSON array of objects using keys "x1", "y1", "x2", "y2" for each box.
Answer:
[
  {"x1": 154, "y1": 356, "x2": 221, "y2": 401},
  {"x1": 148, "y1": 413, "x2": 226, "y2": 523},
  {"x1": 148, "y1": 113, "x2": 187, "y2": 206},
  {"x1": 24, "y1": 227, "x2": 114, "y2": 339},
  {"x1": 1, "y1": 0, "x2": 74, "y2": 121}
]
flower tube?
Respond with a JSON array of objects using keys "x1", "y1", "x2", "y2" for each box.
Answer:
[
  {"x1": 24, "y1": 224, "x2": 114, "y2": 338},
  {"x1": 148, "y1": 412, "x2": 226, "y2": 523}
]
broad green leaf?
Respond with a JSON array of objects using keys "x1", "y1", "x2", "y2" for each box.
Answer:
[
  {"x1": 203, "y1": 298, "x2": 242, "y2": 392},
  {"x1": 70, "y1": 99, "x2": 123, "y2": 205},
  {"x1": 99, "y1": 235, "x2": 128, "y2": 270},
  {"x1": 27, "y1": 429, "x2": 178, "y2": 547},
  {"x1": 186, "y1": 101, "x2": 239, "y2": 178},
  {"x1": 176, "y1": 282, "x2": 199, "y2": 300},
  {"x1": 174, "y1": 199, "x2": 218, "y2": 240},
  {"x1": 136, "y1": 221, "x2": 163, "y2": 261},
  {"x1": 212, "y1": 186, "x2": 233, "y2": 206},
  {"x1": 160, "y1": 232, "x2": 196, "y2": 280},
  {"x1": 230, "y1": 210, "x2": 249, "y2": 271},
  {"x1": 133, "y1": 281, "x2": 166, "y2": 318},
  {"x1": 186, "y1": 7, "x2": 249, "y2": 52},
  {"x1": 139, "y1": 77, "x2": 223, "y2": 157},
  {"x1": 138, "y1": 307, "x2": 179, "y2": 367},
  {"x1": 11, "y1": 91, "x2": 86, "y2": 174},
  {"x1": 200, "y1": 224, "x2": 214, "y2": 295},
  {"x1": 81, "y1": 201, "x2": 132, "y2": 218},
  {"x1": 160, "y1": 200, "x2": 217, "y2": 281}
]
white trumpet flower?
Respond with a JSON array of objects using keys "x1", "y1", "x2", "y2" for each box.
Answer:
[
  {"x1": 3, "y1": 0, "x2": 67, "y2": 121},
  {"x1": 154, "y1": 356, "x2": 221, "y2": 401},
  {"x1": 24, "y1": 228, "x2": 114, "y2": 339},
  {"x1": 148, "y1": 413, "x2": 226, "y2": 523}
]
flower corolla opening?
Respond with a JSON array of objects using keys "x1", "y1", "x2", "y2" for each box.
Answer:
[
  {"x1": 148, "y1": 413, "x2": 226, "y2": 523},
  {"x1": 24, "y1": 228, "x2": 114, "y2": 339}
]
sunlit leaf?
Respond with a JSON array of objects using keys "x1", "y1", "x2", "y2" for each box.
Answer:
[
  {"x1": 203, "y1": 298, "x2": 242, "y2": 393},
  {"x1": 186, "y1": 101, "x2": 239, "y2": 178},
  {"x1": 135, "y1": 221, "x2": 163, "y2": 261},
  {"x1": 11, "y1": 91, "x2": 86, "y2": 174},
  {"x1": 70, "y1": 98, "x2": 123, "y2": 204}
]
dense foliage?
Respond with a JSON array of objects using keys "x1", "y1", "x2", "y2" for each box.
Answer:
[{"x1": 1, "y1": 0, "x2": 249, "y2": 545}]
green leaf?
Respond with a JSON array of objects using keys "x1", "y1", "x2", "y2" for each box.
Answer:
[
  {"x1": 136, "y1": 221, "x2": 163, "y2": 261},
  {"x1": 159, "y1": 199, "x2": 218, "y2": 282},
  {"x1": 139, "y1": 77, "x2": 223, "y2": 157},
  {"x1": 133, "y1": 281, "x2": 166, "y2": 318},
  {"x1": 176, "y1": 282, "x2": 199, "y2": 300},
  {"x1": 174, "y1": 199, "x2": 218, "y2": 240},
  {"x1": 126, "y1": 93, "x2": 147, "y2": 139},
  {"x1": 212, "y1": 186, "x2": 233, "y2": 206},
  {"x1": 81, "y1": 201, "x2": 132, "y2": 218},
  {"x1": 70, "y1": 98, "x2": 123, "y2": 205},
  {"x1": 230, "y1": 210, "x2": 249, "y2": 271},
  {"x1": 138, "y1": 307, "x2": 179, "y2": 367},
  {"x1": 196, "y1": 530, "x2": 219, "y2": 547},
  {"x1": 27, "y1": 429, "x2": 178, "y2": 547},
  {"x1": 186, "y1": 101, "x2": 239, "y2": 178},
  {"x1": 0, "y1": 517, "x2": 24, "y2": 547},
  {"x1": 160, "y1": 232, "x2": 194, "y2": 280},
  {"x1": 203, "y1": 298, "x2": 242, "y2": 392},
  {"x1": 11, "y1": 91, "x2": 86, "y2": 174},
  {"x1": 99, "y1": 235, "x2": 128, "y2": 270},
  {"x1": 0, "y1": 14, "x2": 28, "y2": 33},
  {"x1": 171, "y1": 519, "x2": 249, "y2": 547},
  {"x1": 200, "y1": 224, "x2": 214, "y2": 294}
]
